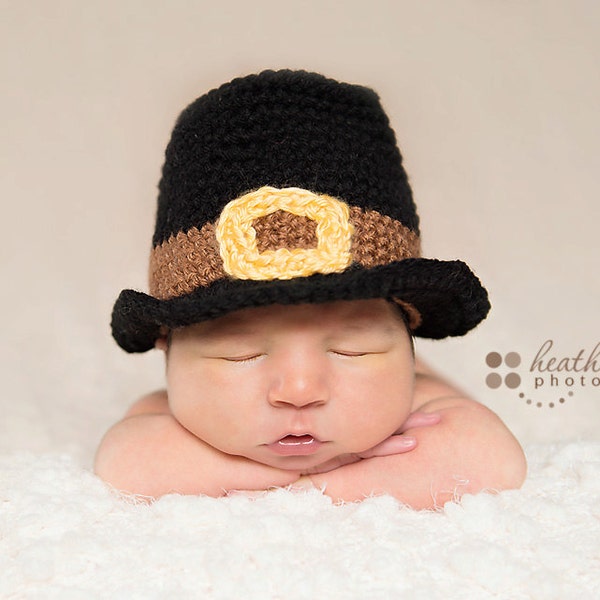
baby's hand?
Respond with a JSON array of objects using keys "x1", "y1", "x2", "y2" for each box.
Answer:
[{"x1": 303, "y1": 411, "x2": 441, "y2": 475}]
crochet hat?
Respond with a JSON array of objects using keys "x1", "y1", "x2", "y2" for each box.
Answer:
[{"x1": 112, "y1": 69, "x2": 490, "y2": 353}]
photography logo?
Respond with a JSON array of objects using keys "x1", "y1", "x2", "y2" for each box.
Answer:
[{"x1": 485, "y1": 340, "x2": 600, "y2": 408}]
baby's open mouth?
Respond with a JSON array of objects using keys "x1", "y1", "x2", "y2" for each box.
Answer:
[
  {"x1": 267, "y1": 434, "x2": 323, "y2": 456},
  {"x1": 278, "y1": 434, "x2": 316, "y2": 446}
]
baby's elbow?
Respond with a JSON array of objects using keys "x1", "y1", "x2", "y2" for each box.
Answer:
[
  {"x1": 94, "y1": 418, "x2": 161, "y2": 497},
  {"x1": 497, "y1": 434, "x2": 527, "y2": 492},
  {"x1": 440, "y1": 399, "x2": 528, "y2": 496},
  {"x1": 468, "y1": 418, "x2": 528, "y2": 496},
  {"x1": 94, "y1": 422, "x2": 135, "y2": 492}
]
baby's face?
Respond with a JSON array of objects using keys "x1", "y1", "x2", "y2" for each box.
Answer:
[{"x1": 165, "y1": 299, "x2": 415, "y2": 471}]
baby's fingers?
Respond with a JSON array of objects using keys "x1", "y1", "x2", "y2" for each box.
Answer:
[
  {"x1": 358, "y1": 435, "x2": 417, "y2": 458},
  {"x1": 398, "y1": 411, "x2": 441, "y2": 433},
  {"x1": 305, "y1": 413, "x2": 442, "y2": 472}
]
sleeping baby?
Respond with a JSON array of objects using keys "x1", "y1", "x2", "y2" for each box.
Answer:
[{"x1": 95, "y1": 70, "x2": 526, "y2": 509}]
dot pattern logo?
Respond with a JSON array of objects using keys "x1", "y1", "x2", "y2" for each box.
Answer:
[
  {"x1": 485, "y1": 351, "x2": 521, "y2": 389},
  {"x1": 485, "y1": 350, "x2": 572, "y2": 408}
]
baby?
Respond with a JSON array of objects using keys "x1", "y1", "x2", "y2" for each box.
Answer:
[{"x1": 95, "y1": 70, "x2": 526, "y2": 509}]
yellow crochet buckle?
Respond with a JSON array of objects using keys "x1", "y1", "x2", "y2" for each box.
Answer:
[{"x1": 216, "y1": 186, "x2": 354, "y2": 280}]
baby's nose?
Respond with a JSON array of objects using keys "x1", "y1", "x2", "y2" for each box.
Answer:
[{"x1": 267, "y1": 360, "x2": 329, "y2": 409}]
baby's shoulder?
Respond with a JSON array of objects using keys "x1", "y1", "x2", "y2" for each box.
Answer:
[
  {"x1": 124, "y1": 389, "x2": 169, "y2": 418},
  {"x1": 411, "y1": 358, "x2": 475, "y2": 412}
]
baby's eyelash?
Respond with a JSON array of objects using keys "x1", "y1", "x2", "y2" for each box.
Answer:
[
  {"x1": 222, "y1": 354, "x2": 263, "y2": 363},
  {"x1": 329, "y1": 350, "x2": 369, "y2": 357}
]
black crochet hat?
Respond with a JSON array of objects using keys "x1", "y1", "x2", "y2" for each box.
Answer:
[{"x1": 112, "y1": 69, "x2": 490, "y2": 353}]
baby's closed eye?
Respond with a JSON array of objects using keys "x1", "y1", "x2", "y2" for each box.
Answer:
[
  {"x1": 220, "y1": 353, "x2": 265, "y2": 363},
  {"x1": 329, "y1": 349, "x2": 373, "y2": 357}
]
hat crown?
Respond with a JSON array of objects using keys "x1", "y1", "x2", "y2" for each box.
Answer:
[
  {"x1": 153, "y1": 69, "x2": 419, "y2": 247},
  {"x1": 110, "y1": 70, "x2": 490, "y2": 353}
]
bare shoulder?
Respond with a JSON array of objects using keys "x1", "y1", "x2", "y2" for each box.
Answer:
[
  {"x1": 412, "y1": 357, "x2": 472, "y2": 411},
  {"x1": 124, "y1": 389, "x2": 170, "y2": 418},
  {"x1": 410, "y1": 358, "x2": 519, "y2": 441}
]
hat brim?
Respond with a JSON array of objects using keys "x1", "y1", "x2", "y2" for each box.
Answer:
[{"x1": 111, "y1": 258, "x2": 490, "y2": 353}]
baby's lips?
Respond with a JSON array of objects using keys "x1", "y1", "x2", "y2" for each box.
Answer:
[
  {"x1": 277, "y1": 434, "x2": 318, "y2": 446},
  {"x1": 267, "y1": 433, "x2": 324, "y2": 456}
]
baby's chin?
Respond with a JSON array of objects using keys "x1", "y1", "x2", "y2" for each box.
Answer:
[{"x1": 245, "y1": 442, "x2": 360, "y2": 473}]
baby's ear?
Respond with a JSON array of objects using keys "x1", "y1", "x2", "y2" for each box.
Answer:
[
  {"x1": 155, "y1": 326, "x2": 170, "y2": 352},
  {"x1": 155, "y1": 335, "x2": 168, "y2": 352}
]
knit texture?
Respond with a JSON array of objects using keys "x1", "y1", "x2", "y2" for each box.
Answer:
[
  {"x1": 153, "y1": 70, "x2": 419, "y2": 246},
  {"x1": 111, "y1": 70, "x2": 490, "y2": 353}
]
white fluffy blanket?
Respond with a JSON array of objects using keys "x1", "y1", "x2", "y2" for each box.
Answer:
[{"x1": 2, "y1": 442, "x2": 599, "y2": 598}]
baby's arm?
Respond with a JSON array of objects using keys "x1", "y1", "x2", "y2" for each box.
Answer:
[
  {"x1": 304, "y1": 366, "x2": 527, "y2": 509},
  {"x1": 94, "y1": 392, "x2": 429, "y2": 498},
  {"x1": 94, "y1": 392, "x2": 300, "y2": 498}
]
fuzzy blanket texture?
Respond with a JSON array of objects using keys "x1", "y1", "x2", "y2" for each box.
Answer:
[{"x1": 1, "y1": 442, "x2": 599, "y2": 599}]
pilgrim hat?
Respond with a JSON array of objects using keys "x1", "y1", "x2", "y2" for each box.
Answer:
[{"x1": 112, "y1": 70, "x2": 490, "y2": 352}]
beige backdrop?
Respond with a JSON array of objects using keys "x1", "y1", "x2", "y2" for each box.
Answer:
[{"x1": 2, "y1": 0, "x2": 598, "y2": 462}]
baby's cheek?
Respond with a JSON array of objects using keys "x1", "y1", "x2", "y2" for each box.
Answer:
[
  {"x1": 372, "y1": 379, "x2": 414, "y2": 433},
  {"x1": 167, "y1": 388, "x2": 202, "y2": 431},
  {"x1": 339, "y1": 398, "x2": 408, "y2": 453}
]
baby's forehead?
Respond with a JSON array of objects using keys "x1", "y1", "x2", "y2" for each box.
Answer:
[{"x1": 186, "y1": 299, "x2": 403, "y2": 337}]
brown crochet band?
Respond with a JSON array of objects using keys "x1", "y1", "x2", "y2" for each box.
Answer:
[{"x1": 149, "y1": 187, "x2": 422, "y2": 326}]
